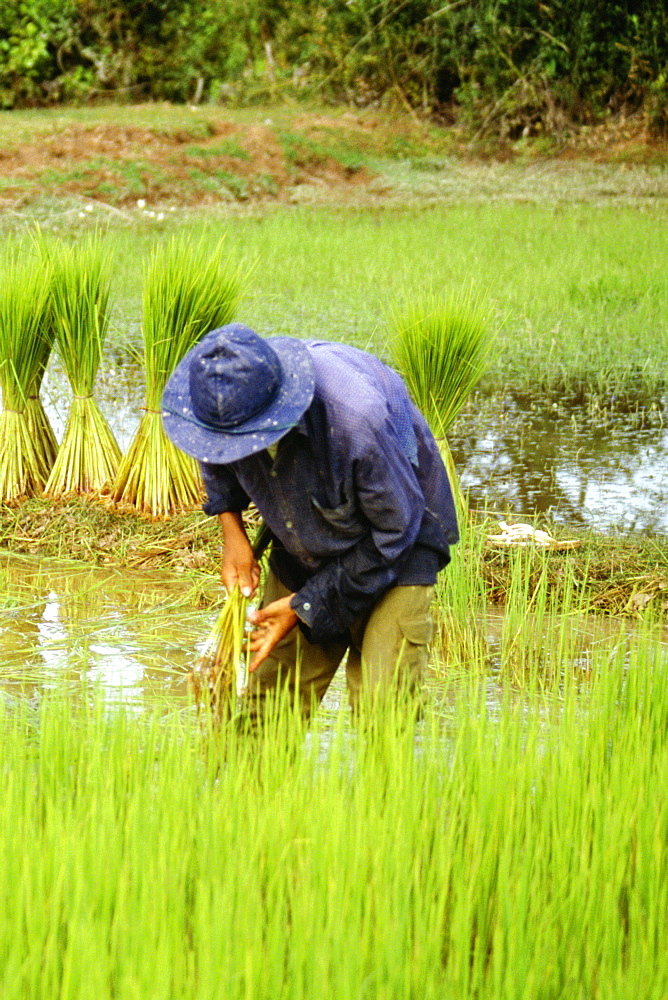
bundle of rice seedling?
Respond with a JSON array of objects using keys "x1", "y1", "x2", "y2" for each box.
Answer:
[
  {"x1": 25, "y1": 371, "x2": 58, "y2": 474},
  {"x1": 190, "y1": 523, "x2": 270, "y2": 720},
  {"x1": 110, "y1": 235, "x2": 244, "y2": 517},
  {"x1": 0, "y1": 250, "x2": 55, "y2": 501},
  {"x1": 43, "y1": 236, "x2": 121, "y2": 496},
  {"x1": 390, "y1": 289, "x2": 496, "y2": 513},
  {"x1": 190, "y1": 586, "x2": 249, "y2": 720}
]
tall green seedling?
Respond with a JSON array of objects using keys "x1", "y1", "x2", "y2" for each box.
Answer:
[
  {"x1": 0, "y1": 248, "x2": 54, "y2": 500},
  {"x1": 390, "y1": 289, "x2": 496, "y2": 516},
  {"x1": 43, "y1": 235, "x2": 121, "y2": 495},
  {"x1": 110, "y1": 234, "x2": 245, "y2": 517}
]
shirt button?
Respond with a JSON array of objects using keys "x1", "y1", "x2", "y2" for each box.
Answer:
[
  {"x1": 285, "y1": 520, "x2": 293, "y2": 529},
  {"x1": 303, "y1": 602, "x2": 311, "y2": 611},
  {"x1": 271, "y1": 470, "x2": 277, "y2": 477}
]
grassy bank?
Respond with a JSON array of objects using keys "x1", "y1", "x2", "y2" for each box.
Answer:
[
  {"x1": 1, "y1": 497, "x2": 666, "y2": 623},
  {"x1": 1, "y1": 642, "x2": 666, "y2": 999}
]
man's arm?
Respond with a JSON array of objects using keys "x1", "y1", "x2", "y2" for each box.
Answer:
[
  {"x1": 198, "y1": 462, "x2": 260, "y2": 597},
  {"x1": 219, "y1": 512, "x2": 261, "y2": 598}
]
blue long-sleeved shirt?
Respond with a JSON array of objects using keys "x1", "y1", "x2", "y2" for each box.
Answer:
[{"x1": 200, "y1": 340, "x2": 458, "y2": 643}]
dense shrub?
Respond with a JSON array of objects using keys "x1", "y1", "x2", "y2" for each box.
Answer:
[{"x1": 1, "y1": 1, "x2": 667, "y2": 132}]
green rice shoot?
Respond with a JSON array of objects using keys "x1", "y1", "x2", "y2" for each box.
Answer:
[
  {"x1": 190, "y1": 585, "x2": 249, "y2": 719},
  {"x1": 390, "y1": 290, "x2": 496, "y2": 511},
  {"x1": 43, "y1": 235, "x2": 121, "y2": 496},
  {"x1": 1, "y1": 630, "x2": 667, "y2": 999},
  {"x1": 110, "y1": 234, "x2": 245, "y2": 517},
  {"x1": 24, "y1": 260, "x2": 58, "y2": 475},
  {"x1": 0, "y1": 248, "x2": 54, "y2": 501}
]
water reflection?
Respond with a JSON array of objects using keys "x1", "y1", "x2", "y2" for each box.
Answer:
[
  {"x1": 36, "y1": 353, "x2": 668, "y2": 535},
  {"x1": 449, "y1": 388, "x2": 668, "y2": 533},
  {"x1": 0, "y1": 555, "x2": 203, "y2": 705},
  {"x1": 41, "y1": 352, "x2": 144, "y2": 452},
  {"x1": 0, "y1": 552, "x2": 647, "y2": 721}
]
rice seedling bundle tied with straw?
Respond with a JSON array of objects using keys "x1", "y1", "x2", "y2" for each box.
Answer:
[
  {"x1": 191, "y1": 586, "x2": 249, "y2": 720},
  {"x1": 110, "y1": 235, "x2": 244, "y2": 518},
  {"x1": 0, "y1": 249, "x2": 55, "y2": 501},
  {"x1": 25, "y1": 370, "x2": 58, "y2": 475},
  {"x1": 43, "y1": 236, "x2": 121, "y2": 497},
  {"x1": 390, "y1": 290, "x2": 496, "y2": 514}
]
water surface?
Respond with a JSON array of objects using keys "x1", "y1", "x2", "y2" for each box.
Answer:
[
  {"x1": 41, "y1": 358, "x2": 668, "y2": 535},
  {"x1": 449, "y1": 386, "x2": 668, "y2": 533},
  {"x1": 0, "y1": 554, "x2": 646, "y2": 715}
]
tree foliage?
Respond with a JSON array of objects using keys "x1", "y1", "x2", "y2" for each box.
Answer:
[{"x1": 1, "y1": 1, "x2": 668, "y2": 133}]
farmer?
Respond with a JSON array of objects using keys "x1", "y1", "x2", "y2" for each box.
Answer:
[{"x1": 162, "y1": 323, "x2": 458, "y2": 719}]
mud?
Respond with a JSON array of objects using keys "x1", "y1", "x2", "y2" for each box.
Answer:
[{"x1": 0, "y1": 117, "x2": 371, "y2": 209}]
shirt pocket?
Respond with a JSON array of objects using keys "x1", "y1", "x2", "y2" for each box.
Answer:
[{"x1": 310, "y1": 495, "x2": 362, "y2": 539}]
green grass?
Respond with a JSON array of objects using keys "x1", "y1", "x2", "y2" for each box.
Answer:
[
  {"x1": 185, "y1": 139, "x2": 250, "y2": 160},
  {"x1": 91, "y1": 203, "x2": 668, "y2": 398},
  {"x1": 278, "y1": 128, "x2": 366, "y2": 172},
  {"x1": 2, "y1": 106, "x2": 668, "y2": 399},
  {"x1": 0, "y1": 635, "x2": 666, "y2": 999},
  {"x1": 0, "y1": 505, "x2": 665, "y2": 997},
  {"x1": 184, "y1": 168, "x2": 249, "y2": 200}
]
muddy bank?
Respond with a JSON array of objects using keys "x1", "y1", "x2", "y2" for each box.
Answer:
[
  {"x1": 3, "y1": 107, "x2": 668, "y2": 213},
  {"x1": 0, "y1": 497, "x2": 223, "y2": 576},
  {"x1": 0, "y1": 115, "x2": 373, "y2": 210},
  {"x1": 1, "y1": 497, "x2": 665, "y2": 620}
]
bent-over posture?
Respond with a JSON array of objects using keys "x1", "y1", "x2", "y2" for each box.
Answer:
[{"x1": 162, "y1": 324, "x2": 458, "y2": 718}]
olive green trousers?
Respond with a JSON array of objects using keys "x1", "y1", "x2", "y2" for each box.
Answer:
[{"x1": 244, "y1": 570, "x2": 434, "y2": 720}]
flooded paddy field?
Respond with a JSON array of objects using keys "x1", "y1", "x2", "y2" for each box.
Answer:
[
  {"x1": 1, "y1": 552, "x2": 666, "y2": 999},
  {"x1": 0, "y1": 548, "x2": 660, "y2": 711},
  {"x1": 28, "y1": 187, "x2": 668, "y2": 540},
  {"x1": 41, "y1": 357, "x2": 668, "y2": 535},
  {"x1": 450, "y1": 384, "x2": 668, "y2": 533},
  {"x1": 2, "y1": 133, "x2": 668, "y2": 995},
  {"x1": 0, "y1": 555, "x2": 200, "y2": 707}
]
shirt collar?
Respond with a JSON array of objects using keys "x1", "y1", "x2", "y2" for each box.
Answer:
[{"x1": 295, "y1": 413, "x2": 310, "y2": 437}]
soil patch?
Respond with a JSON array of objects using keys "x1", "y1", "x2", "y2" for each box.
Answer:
[
  {"x1": 0, "y1": 118, "x2": 372, "y2": 209},
  {"x1": 2, "y1": 107, "x2": 668, "y2": 210}
]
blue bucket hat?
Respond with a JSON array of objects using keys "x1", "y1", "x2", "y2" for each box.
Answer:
[{"x1": 161, "y1": 324, "x2": 315, "y2": 464}]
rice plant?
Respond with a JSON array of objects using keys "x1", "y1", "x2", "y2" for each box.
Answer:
[
  {"x1": 42, "y1": 236, "x2": 121, "y2": 496},
  {"x1": 110, "y1": 235, "x2": 244, "y2": 517},
  {"x1": 190, "y1": 586, "x2": 249, "y2": 720},
  {"x1": 390, "y1": 290, "x2": 496, "y2": 512},
  {"x1": 191, "y1": 524, "x2": 268, "y2": 719},
  {"x1": 1, "y1": 628, "x2": 667, "y2": 999},
  {"x1": 0, "y1": 249, "x2": 54, "y2": 501}
]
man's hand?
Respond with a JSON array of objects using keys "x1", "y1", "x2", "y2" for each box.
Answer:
[
  {"x1": 220, "y1": 512, "x2": 261, "y2": 598},
  {"x1": 247, "y1": 596, "x2": 298, "y2": 672}
]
